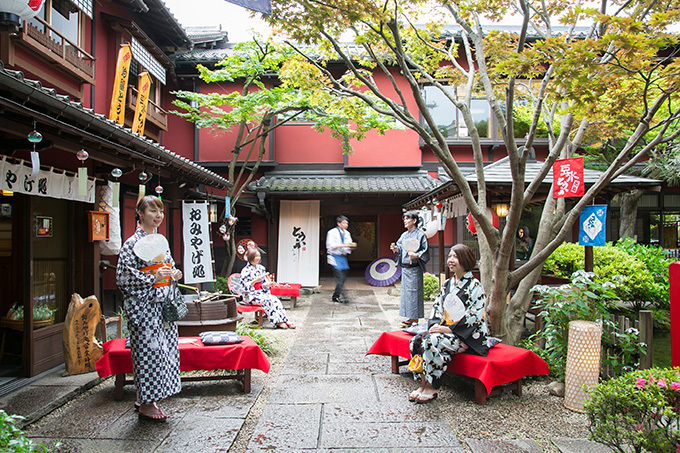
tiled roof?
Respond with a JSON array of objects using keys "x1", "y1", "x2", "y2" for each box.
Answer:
[
  {"x1": 0, "y1": 61, "x2": 229, "y2": 189},
  {"x1": 249, "y1": 172, "x2": 441, "y2": 194},
  {"x1": 407, "y1": 157, "x2": 663, "y2": 208}
]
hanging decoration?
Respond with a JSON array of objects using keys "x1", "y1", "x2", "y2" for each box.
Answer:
[
  {"x1": 137, "y1": 170, "x2": 147, "y2": 203},
  {"x1": 27, "y1": 122, "x2": 42, "y2": 179},
  {"x1": 76, "y1": 149, "x2": 89, "y2": 197},
  {"x1": 155, "y1": 180, "x2": 163, "y2": 200},
  {"x1": 132, "y1": 71, "x2": 151, "y2": 136},
  {"x1": 579, "y1": 205, "x2": 607, "y2": 247},
  {"x1": 0, "y1": 0, "x2": 45, "y2": 34},
  {"x1": 110, "y1": 167, "x2": 122, "y2": 208},
  {"x1": 108, "y1": 43, "x2": 133, "y2": 125},
  {"x1": 466, "y1": 208, "x2": 499, "y2": 235},
  {"x1": 553, "y1": 157, "x2": 585, "y2": 198}
]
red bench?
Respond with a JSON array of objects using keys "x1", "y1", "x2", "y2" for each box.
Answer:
[
  {"x1": 96, "y1": 337, "x2": 270, "y2": 399},
  {"x1": 366, "y1": 330, "x2": 549, "y2": 404}
]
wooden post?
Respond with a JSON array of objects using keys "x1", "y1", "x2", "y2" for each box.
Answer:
[
  {"x1": 438, "y1": 230, "x2": 445, "y2": 276},
  {"x1": 584, "y1": 246, "x2": 593, "y2": 272},
  {"x1": 639, "y1": 310, "x2": 653, "y2": 369}
]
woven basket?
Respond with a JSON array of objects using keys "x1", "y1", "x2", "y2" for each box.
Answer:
[
  {"x1": 0, "y1": 317, "x2": 54, "y2": 330},
  {"x1": 182, "y1": 296, "x2": 237, "y2": 322}
]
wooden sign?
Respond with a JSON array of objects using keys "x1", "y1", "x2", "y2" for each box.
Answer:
[
  {"x1": 88, "y1": 211, "x2": 110, "y2": 241},
  {"x1": 62, "y1": 293, "x2": 103, "y2": 376}
]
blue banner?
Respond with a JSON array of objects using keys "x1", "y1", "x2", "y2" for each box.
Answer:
[
  {"x1": 224, "y1": 0, "x2": 271, "y2": 15},
  {"x1": 579, "y1": 205, "x2": 607, "y2": 246}
]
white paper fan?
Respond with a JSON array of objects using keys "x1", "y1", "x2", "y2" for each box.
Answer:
[{"x1": 133, "y1": 234, "x2": 169, "y2": 262}]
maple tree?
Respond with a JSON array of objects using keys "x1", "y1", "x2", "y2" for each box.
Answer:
[
  {"x1": 173, "y1": 39, "x2": 399, "y2": 276},
  {"x1": 269, "y1": 0, "x2": 680, "y2": 342}
]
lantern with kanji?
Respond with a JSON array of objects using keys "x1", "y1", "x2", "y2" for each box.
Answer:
[{"x1": 0, "y1": 0, "x2": 44, "y2": 33}]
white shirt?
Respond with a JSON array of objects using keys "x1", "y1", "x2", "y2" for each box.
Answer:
[{"x1": 326, "y1": 226, "x2": 352, "y2": 266}]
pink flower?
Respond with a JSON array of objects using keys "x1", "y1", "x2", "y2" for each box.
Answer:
[
  {"x1": 648, "y1": 376, "x2": 657, "y2": 384},
  {"x1": 636, "y1": 423, "x2": 644, "y2": 431},
  {"x1": 636, "y1": 377, "x2": 647, "y2": 389},
  {"x1": 672, "y1": 382, "x2": 680, "y2": 391},
  {"x1": 658, "y1": 379, "x2": 668, "y2": 389}
]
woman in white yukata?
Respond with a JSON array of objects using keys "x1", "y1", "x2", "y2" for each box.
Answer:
[
  {"x1": 240, "y1": 248, "x2": 295, "y2": 329},
  {"x1": 408, "y1": 244, "x2": 489, "y2": 403},
  {"x1": 116, "y1": 195, "x2": 182, "y2": 421}
]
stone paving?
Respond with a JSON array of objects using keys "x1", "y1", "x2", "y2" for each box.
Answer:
[{"x1": 0, "y1": 280, "x2": 613, "y2": 452}]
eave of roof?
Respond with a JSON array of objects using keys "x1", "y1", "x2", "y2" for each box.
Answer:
[
  {"x1": 405, "y1": 157, "x2": 663, "y2": 209},
  {"x1": 0, "y1": 61, "x2": 229, "y2": 189},
  {"x1": 249, "y1": 171, "x2": 441, "y2": 195}
]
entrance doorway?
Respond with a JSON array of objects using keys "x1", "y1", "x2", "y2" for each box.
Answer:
[{"x1": 320, "y1": 215, "x2": 377, "y2": 278}]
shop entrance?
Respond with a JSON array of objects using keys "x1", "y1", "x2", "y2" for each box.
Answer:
[{"x1": 319, "y1": 215, "x2": 377, "y2": 278}]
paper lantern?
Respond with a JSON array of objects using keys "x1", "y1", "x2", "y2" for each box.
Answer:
[
  {"x1": 466, "y1": 208, "x2": 500, "y2": 234},
  {"x1": 425, "y1": 219, "x2": 438, "y2": 238},
  {"x1": 564, "y1": 320, "x2": 602, "y2": 413},
  {"x1": 0, "y1": 0, "x2": 44, "y2": 33}
]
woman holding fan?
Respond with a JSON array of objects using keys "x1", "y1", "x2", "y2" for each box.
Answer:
[{"x1": 390, "y1": 211, "x2": 429, "y2": 328}]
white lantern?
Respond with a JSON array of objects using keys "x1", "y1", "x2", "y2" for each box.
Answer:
[{"x1": 0, "y1": 0, "x2": 45, "y2": 34}]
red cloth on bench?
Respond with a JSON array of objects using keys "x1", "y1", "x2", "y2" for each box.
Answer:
[
  {"x1": 96, "y1": 337, "x2": 271, "y2": 378},
  {"x1": 237, "y1": 304, "x2": 264, "y2": 313},
  {"x1": 366, "y1": 330, "x2": 549, "y2": 394},
  {"x1": 270, "y1": 283, "x2": 301, "y2": 297}
]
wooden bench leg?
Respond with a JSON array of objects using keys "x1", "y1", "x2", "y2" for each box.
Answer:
[
  {"x1": 290, "y1": 296, "x2": 297, "y2": 309},
  {"x1": 512, "y1": 378, "x2": 523, "y2": 397},
  {"x1": 473, "y1": 380, "x2": 488, "y2": 405},
  {"x1": 243, "y1": 369, "x2": 251, "y2": 392},
  {"x1": 391, "y1": 355, "x2": 400, "y2": 374},
  {"x1": 255, "y1": 310, "x2": 263, "y2": 327},
  {"x1": 114, "y1": 374, "x2": 125, "y2": 401}
]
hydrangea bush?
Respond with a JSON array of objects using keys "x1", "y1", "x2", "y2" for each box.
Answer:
[
  {"x1": 423, "y1": 272, "x2": 440, "y2": 300},
  {"x1": 585, "y1": 367, "x2": 680, "y2": 453}
]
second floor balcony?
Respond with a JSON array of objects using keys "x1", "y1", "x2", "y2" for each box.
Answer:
[{"x1": 126, "y1": 86, "x2": 168, "y2": 131}]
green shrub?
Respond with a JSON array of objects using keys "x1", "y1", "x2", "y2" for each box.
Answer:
[
  {"x1": 235, "y1": 321, "x2": 279, "y2": 355},
  {"x1": 543, "y1": 242, "x2": 671, "y2": 309},
  {"x1": 423, "y1": 273, "x2": 440, "y2": 300},
  {"x1": 531, "y1": 270, "x2": 646, "y2": 380},
  {"x1": 0, "y1": 410, "x2": 57, "y2": 452},
  {"x1": 585, "y1": 367, "x2": 680, "y2": 453}
]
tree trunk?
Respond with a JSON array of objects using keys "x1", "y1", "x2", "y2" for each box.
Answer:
[
  {"x1": 506, "y1": 264, "x2": 543, "y2": 345},
  {"x1": 618, "y1": 190, "x2": 644, "y2": 240},
  {"x1": 219, "y1": 236, "x2": 237, "y2": 278}
]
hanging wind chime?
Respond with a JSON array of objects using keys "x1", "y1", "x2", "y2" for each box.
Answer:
[
  {"x1": 76, "y1": 148, "x2": 89, "y2": 197},
  {"x1": 155, "y1": 177, "x2": 163, "y2": 200},
  {"x1": 110, "y1": 167, "x2": 122, "y2": 207},
  {"x1": 137, "y1": 169, "x2": 148, "y2": 203},
  {"x1": 27, "y1": 121, "x2": 42, "y2": 179}
]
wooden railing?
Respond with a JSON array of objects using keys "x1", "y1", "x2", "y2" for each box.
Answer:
[
  {"x1": 126, "y1": 86, "x2": 168, "y2": 131},
  {"x1": 19, "y1": 17, "x2": 95, "y2": 84}
]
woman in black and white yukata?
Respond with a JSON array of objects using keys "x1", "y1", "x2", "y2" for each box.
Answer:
[
  {"x1": 408, "y1": 244, "x2": 489, "y2": 403},
  {"x1": 240, "y1": 248, "x2": 295, "y2": 329},
  {"x1": 116, "y1": 195, "x2": 182, "y2": 421}
]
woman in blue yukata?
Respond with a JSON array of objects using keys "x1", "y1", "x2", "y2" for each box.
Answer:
[
  {"x1": 408, "y1": 244, "x2": 489, "y2": 404},
  {"x1": 240, "y1": 248, "x2": 295, "y2": 329},
  {"x1": 116, "y1": 195, "x2": 182, "y2": 421}
]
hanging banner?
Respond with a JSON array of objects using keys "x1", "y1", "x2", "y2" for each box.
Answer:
[
  {"x1": 553, "y1": 157, "x2": 585, "y2": 198},
  {"x1": 132, "y1": 72, "x2": 151, "y2": 136},
  {"x1": 466, "y1": 208, "x2": 499, "y2": 235},
  {"x1": 224, "y1": 0, "x2": 271, "y2": 15},
  {"x1": 182, "y1": 201, "x2": 215, "y2": 284},
  {"x1": 108, "y1": 44, "x2": 133, "y2": 125},
  {"x1": 579, "y1": 205, "x2": 607, "y2": 246},
  {"x1": 0, "y1": 157, "x2": 95, "y2": 203},
  {"x1": 277, "y1": 200, "x2": 319, "y2": 286}
]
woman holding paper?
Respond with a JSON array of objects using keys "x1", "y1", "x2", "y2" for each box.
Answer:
[
  {"x1": 116, "y1": 195, "x2": 182, "y2": 421},
  {"x1": 408, "y1": 244, "x2": 489, "y2": 403},
  {"x1": 390, "y1": 211, "x2": 429, "y2": 328}
]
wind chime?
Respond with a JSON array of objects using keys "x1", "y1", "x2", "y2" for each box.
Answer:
[
  {"x1": 110, "y1": 167, "x2": 122, "y2": 207},
  {"x1": 137, "y1": 169, "x2": 148, "y2": 203},
  {"x1": 155, "y1": 177, "x2": 163, "y2": 200},
  {"x1": 76, "y1": 149, "x2": 89, "y2": 196},
  {"x1": 27, "y1": 121, "x2": 42, "y2": 179}
]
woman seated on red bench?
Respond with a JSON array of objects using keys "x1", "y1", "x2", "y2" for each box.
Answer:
[
  {"x1": 409, "y1": 244, "x2": 488, "y2": 403},
  {"x1": 240, "y1": 249, "x2": 295, "y2": 329}
]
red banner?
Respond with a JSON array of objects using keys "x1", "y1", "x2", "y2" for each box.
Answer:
[
  {"x1": 553, "y1": 157, "x2": 585, "y2": 198},
  {"x1": 466, "y1": 208, "x2": 499, "y2": 235}
]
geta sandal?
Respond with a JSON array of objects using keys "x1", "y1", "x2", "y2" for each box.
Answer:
[{"x1": 415, "y1": 392, "x2": 438, "y2": 404}]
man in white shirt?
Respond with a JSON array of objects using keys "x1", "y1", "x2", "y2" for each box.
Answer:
[{"x1": 326, "y1": 215, "x2": 355, "y2": 303}]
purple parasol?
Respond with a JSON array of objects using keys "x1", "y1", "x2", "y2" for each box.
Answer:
[{"x1": 365, "y1": 257, "x2": 401, "y2": 287}]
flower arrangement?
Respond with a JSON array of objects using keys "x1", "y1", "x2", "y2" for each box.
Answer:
[{"x1": 585, "y1": 367, "x2": 680, "y2": 453}]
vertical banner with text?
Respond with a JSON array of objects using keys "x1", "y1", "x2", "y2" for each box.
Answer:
[
  {"x1": 277, "y1": 200, "x2": 319, "y2": 286},
  {"x1": 108, "y1": 44, "x2": 133, "y2": 125},
  {"x1": 132, "y1": 72, "x2": 151, "y2": 136},
  {"x1": 182, "y1": 201, "x2": 215, "y2": 284},
  {"x1": 579, "y1": 205, "x2": 607, "y2": 246},
  {"x1": 553, "y1": 157, "x2": 585, "y2": 198}
]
